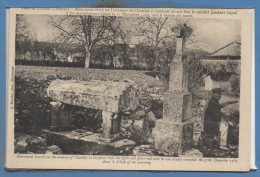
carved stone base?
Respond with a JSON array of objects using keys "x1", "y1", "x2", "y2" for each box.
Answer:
[{"x1": 153, "y1": 119, "x2": 193, "y2": 155}]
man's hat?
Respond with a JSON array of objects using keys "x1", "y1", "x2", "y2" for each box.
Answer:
[{"x1": 212, "y1": 88, "x2": 224, "y2": 93}]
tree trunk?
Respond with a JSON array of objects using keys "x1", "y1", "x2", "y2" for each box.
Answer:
[
  {"x1": 84, "y1": 48, "x2": 91, "y2": 68},
  {"x1": 154, "y1": 49, "x2": 160, "y2": 70}
]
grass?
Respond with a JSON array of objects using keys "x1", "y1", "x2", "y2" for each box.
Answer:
[{"x1": 15, "y1": 65, "x2": 165, "y2": 89}]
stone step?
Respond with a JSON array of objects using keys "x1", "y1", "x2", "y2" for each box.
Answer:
[{"x1": 42, "y1": 129, "x2": 136, "y2": 155}]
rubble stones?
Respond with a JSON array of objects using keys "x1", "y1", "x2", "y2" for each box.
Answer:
[
  {"x1": 15, "y1": 134, "x2": 32, "y2": 153},
  {"x1": 15, "y1": 140, "x2": 28, "y2": 153},
  {"x1": 132, "y1": 145, "x2": 168, "y2": 156},
  {"x1": 139, "y1": 99, "x2": 152, "y2": 111},
  {"x1": 15, "y1": 133, "x2": 48, "y2": 154},
  {"x1": 147, "y1": 111, "x2": 157, "y2": 122},
  {"x1": 120, "y1": 116, "x2": 134, "y2": 131},
  {"x1": 132, "y1": 119, "x2": 144, "y2": 132},
  {"x1": 27, "y1": 136, "x2": 47, "y2": 154}
]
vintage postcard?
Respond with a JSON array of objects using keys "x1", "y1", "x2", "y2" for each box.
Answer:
[{"x1": 6, "y1": 8, "x2": 254, "y2": 171}]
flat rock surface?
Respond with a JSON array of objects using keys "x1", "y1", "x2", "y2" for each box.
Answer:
[{"x1": 42, "y1": 129, "x2": 136, "y2": 155}]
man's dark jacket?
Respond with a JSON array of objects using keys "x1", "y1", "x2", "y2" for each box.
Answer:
[{"x1": 204, "y1": 97, "x2": 222, "y2": 136}]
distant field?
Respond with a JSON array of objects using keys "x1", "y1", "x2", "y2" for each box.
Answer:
[{"x1": 15, "y1": 65, "x2": 165, "y2": 89}]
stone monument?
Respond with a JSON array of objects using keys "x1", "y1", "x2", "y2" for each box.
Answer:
[{"x1": 153, "y1": 24, "x2": 194, "y2": 155}]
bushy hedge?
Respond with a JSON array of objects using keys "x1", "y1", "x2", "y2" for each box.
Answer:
[{"x1": 15, "y1": 59, "x2": 84, "y2": 68}]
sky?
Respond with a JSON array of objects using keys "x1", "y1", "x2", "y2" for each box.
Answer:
[{"x1": 23, "y1": 15, "x2": 240, "y2": 52}]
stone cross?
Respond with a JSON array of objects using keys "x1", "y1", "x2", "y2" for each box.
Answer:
[
  {"x1": 172, "y1": 25, "x2": 185, "y2": 61},
  {"x1": 168, "y1": 24, "x2": 191, "y2": 91},
  {"x1": 153, "y1": 24, "x2": 194, "y2": 155}
]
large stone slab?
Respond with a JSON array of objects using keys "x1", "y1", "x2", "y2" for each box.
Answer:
[
  {"x1": 42, "y1": 129, "x2": 136, "y2": 155},
  {"x1": 153, "y1": 119, "x2": 193, "y2": 155},
  {"x1": 47, "y1": 79, "x2": 139, "y2": 113},
  {"x1": 163, "y1": 91, "x2": 192, "y2": 123}
]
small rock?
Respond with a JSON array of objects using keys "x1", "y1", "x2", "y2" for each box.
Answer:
[
  {"x1": 132, "y1": 119, "x2": 144, "y2": 132},
  {"x1": 140, "y1": 99, "x2": 152, "y2": 110},
  {"x1": 46, "y1": 145, "x2": 62, "y2": 154},
  {"x1": 15, "y1": 140, "x2": 28, "y2": 153},
  {"x1": 121, "y1": 119, "x2": 133, "y2": 131},
  {"x1": 15, "y1": 134, "x2": 33, "y2": 153},
  {"x1": 143, "y1": 111, "x2": 157, "y2": 135},
  {"x1": 147, "y1": 136, "x2": 155, "y2": 144},
  {"x1": 45, "y1": 74, "x2": 57, "y2": 80},
  {"x1": 181, "y1": 149, "x2": 203, "y2": 157},
  {"x1": 147, "y1": 111, "x2": 157, "y2": 122}
]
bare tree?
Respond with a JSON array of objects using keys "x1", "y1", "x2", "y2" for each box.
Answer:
[
  {"x1": 137, "y1": 17, "x2": 172, "y2": 69},
  {"x1": 49, "y1": 15, "x2": 119, "y2": 68},
  {"x1": 16, "y1": 15, "x2": 33, "y2": 60},
  {"x1": 16, "y1": 15, "x2": 29, "y2": 37}
]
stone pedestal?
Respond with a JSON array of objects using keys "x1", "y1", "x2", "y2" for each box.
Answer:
[
  {"x1": 153, "y1": 119, "x2": 193, "y2": 155},
  {"x1": 163, "y1": 91, "x2": 192, "y2": 123},
  {"x1": 153, "y1": 79, "x2": 194, "y2": 154}
]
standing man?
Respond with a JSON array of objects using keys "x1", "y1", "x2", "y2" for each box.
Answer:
[{"x1": 203, "y1": 88, "x2": 224, "y2": 148}]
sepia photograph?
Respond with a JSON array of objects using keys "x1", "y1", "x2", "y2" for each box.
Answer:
[{"x1": 6, "y1": 8, "x2": 253, "y2": 171}]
